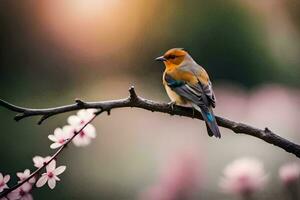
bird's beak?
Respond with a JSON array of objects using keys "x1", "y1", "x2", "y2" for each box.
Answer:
[{"x1": 155, "y1": 56, "x2": 167, "y2": 62}]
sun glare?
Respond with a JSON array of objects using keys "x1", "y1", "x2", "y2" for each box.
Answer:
[{"x1": 35, "y1": 0, "x2": 142, "y2": 61}]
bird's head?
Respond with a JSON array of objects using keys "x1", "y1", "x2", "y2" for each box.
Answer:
[{"x1": 155, "y1": 48, "x2": 191, "y2": 68}]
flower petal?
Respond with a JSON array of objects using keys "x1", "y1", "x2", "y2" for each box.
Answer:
[
  {"x1": 82, "y1": 137, "x2": 91, "y2": 146},
  {"x1": 48, "y1": 135, "x2": 57, "y2": 142},
  {"x1": 72, "y1": 135, "x2": 91, "y2": 147},
  {"x1": 16, "y1": 172, "x2": 23, "y2": 179},
  {"x1": 50, "y1": 143, "x2": 62, "y2": 149},
  {"x1": 72, "y1": 136, "x2": 82, "y2": 147},
  {"x1": 33, "y1": 156, "x2": 44, "y2": 168},
  {"x1": 67, "y1": 115, "x2": 80, "y2": 126},
  {"x1": 46, "y1": 160, "x2": 56, "y2": 172},
  {"x1": 22, "y1": 182, "x2": 32, "y2": 192},
  {"x1": 77, "y1": 109, "x2": 87, "y2": 118},
  {"x1": 44, "y1": 156, "x2": 51, "y2": 163},
  {"x1": 63, "y1": 125, "x2": 75, "y2": 138},
  {"x1": 48, "y1": 178, "x2": 56, "y2": 189},
  {"x1": 24, "y1": 169, "x2": 30, "y2": 176},
  {"x1": 0, "y1": 173, "x2": 3, "y2": 181},
  {"x1": 84, "y1": 124, "x2": 96, "y2": 138},
  {"x1": 7, "y1": 188, "x2": 20, "y2": 200},
  {"x1": 36, "y1": 175, "x2": 48, "y2": 188},
  {"x1": 3, "y1": 175, "x2": 10, "y2": 183},
  {"x1": 54, "y1": 166, "x2": 66, "y2": 176},
  {"x1": 53, "y1": 128, "x2": 63, "y2": 138},
  {"x1": 29, "y1": 176, "x2": 36, "y2": 184}
]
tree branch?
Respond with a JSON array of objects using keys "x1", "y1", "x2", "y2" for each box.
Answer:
[
  {"x1": 0, "y1": 112, "x2": 100, "y2": 198},
  {"x1": 1, "y1": 86, "x2": 300, "y2": 158}
]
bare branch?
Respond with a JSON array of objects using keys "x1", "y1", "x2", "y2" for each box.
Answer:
[{"x1": 1, "y1": 86, "x2": 300, "y2": 158}]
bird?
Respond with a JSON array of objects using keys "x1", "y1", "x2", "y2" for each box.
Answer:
[{"x1": 155, "y1": 48, "x2": 221, "y2": 138}]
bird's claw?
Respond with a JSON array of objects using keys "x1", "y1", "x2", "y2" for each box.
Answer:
[{"x1": 168, "y1": 101, "x2": 176, "y2": 112}]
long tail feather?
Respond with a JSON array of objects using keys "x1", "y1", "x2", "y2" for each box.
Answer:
[
  {"x1": 192, "y1": 103, "x2": 221, "y2": 138},
  {"x1": 205, "y1": 122, "x2": 214, "y2": 137}
]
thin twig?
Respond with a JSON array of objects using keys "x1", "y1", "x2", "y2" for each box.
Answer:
[
  {"x1": 0, "y1": 111, "x2": 101, "y2": 198},
  {"x1": 0, "y1": 86, "x2": 300, "y2": 159}
]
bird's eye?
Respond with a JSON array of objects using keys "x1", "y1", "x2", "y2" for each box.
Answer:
[{"x1": 168, "y1": 55, "x2": 176, "y2": 59}]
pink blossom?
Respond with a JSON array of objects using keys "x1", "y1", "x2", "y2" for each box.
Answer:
[
  {"x1": 48, "y1": 126, "x2": 74, "y2": 149},
  {"x1": 140, "y1": 152, "x2": 201, "y2": 200},
  {"x1": 219, "y1": 158, "x2": 268, "y2": 197},
  {"x1": 0, "y1": 173, "x2": 10, "y2": 193},
  {"x1": 0, "y1": 197, "x2": 8, "y2": 200},
  {"x1": 16, "y1": 169, "x2": 36, "y2": 191},
  {"x1": 32, "y1": 156, "x2": 51, "y2": 168},
  {"x1": 67, "y1": 109, "x2": 97, "y2": 147},
  {"x1": 67, "y1": 109, "x2": 97, "y2": 129},
  {"x1": 7, "y1": 183, "x2": 33, "y2": 200},
  {"x1": 72, "y1": 124, "x2": 96, "y2": 147},
  {"x1": 279, "y1": 162, "x2": 300, "y2": 185},
  {"x1": 36, "y1": 160, "x2": 66, "y2": 189},
  {"x1": 17, "y1": 169, "x2": 36, "y2": 184}
]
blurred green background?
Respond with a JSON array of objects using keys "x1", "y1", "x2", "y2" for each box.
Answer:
[{"x1": 0, "y1": 0, "x2": 300, "y2": 199}]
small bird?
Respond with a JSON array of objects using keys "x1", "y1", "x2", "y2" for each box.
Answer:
[{"x1": 155, "y1": 48, "x2": 221, "y2": 138}]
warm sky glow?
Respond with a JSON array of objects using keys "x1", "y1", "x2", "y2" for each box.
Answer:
[{"x1": 35, "y1": 0, "x2": 147, "y2": 61}]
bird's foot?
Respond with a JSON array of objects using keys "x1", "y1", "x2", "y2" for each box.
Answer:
[{"x1": 168, "y1": 101, "x2": 176, "y2": 112}]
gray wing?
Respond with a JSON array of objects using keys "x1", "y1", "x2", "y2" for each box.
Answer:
[
  {"x1": 164, "y1": 74, "x2": 216, "y2": 108},
  {"x1": 197, "y1": 81, "x2": 216, "y2": 108},
  {"x1": 165, "y1": 74, "x2": 220, "y2": 138}
]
